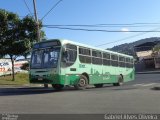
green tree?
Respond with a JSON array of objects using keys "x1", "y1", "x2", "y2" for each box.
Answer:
[
  {"x1": 0, "y1": 9, "x2": 19, "y2": 81},
  {"x1": 20, "y1": 16, "x2": 45, "y2": 59},
  {"x1": 152, "y1": 44, "x2": 160, "y2": 57},
  {"x1": 0, "y1": 9, "x2": 45, "y2": 81}
]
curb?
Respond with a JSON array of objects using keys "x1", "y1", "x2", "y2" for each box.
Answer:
[
  {"x1": 136, "y1": 71, "x2": 160, "y2": 74},
  {"x1": 0, "y1": 84, "x2": 43, "y2": 88}
]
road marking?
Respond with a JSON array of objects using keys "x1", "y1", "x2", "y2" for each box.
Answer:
[
  {"x1": 133, "y1": 83, "x2": 157, "y2": 87},
  {"x1": 133, "y1": 84, "x2": 145, "y2": 86},
  {"x1": 142, "y1": 83, "x2": 156, "y2": 87}
]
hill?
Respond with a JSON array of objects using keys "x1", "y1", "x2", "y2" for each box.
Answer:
[{"x1": 109, "y1": 37, "x2": 160, "y2": 56}]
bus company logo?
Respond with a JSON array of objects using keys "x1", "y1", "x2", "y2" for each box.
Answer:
[
  {"x1": 79, "y1": 64, "x2": 85, "y2": 68},
  {"x1": 103, "y1": 72, "x2": 110, "y2": 80}
]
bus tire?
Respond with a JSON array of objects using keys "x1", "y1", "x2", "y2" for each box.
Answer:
[
  {"x1": 94, "y1": 84, "x2": 103, "y2": 88},
  {"x1": 113, "y1": 75, "x2": 123, "y2": 86},
  {"x1": 74, "y1": 75, "x2": 88, "y2": 90},
  {"x1": 52, "y1": 84, "x2": 64, "y2": 91}
]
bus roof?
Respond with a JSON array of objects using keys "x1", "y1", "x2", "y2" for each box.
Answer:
[{"x1": 39, "y1": 39, "x2": 133, "y2": 58}]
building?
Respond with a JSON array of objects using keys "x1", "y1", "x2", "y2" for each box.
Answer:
[
  {"x1": 0, "y1": 59, "x2": 29, "y2": 76},
  {"x1": 134, "y1": 41, "x2": 160, "y2": 69},
  {"x1": 0, "y1": 59, "x2": 12, "y2": 76}
]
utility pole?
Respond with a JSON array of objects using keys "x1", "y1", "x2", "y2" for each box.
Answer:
[
  {"x1": 33, "y1": 0, "x2": 48, "y2": 88},
  {"x1": 33, "y1": 0, "x2": 41, "y2": 42}
]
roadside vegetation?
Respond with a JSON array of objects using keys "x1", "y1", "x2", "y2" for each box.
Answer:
[
  {"x1": 0, "y1": 73, "x2": 29, "y2": 85},
  {"x1": 0, "y1": 9, "x2": 45, "y2": 81}
]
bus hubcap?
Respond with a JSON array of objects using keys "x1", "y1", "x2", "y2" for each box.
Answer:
[{"x1": 79, "y1": 78, "x2": 86, "y2": 87}]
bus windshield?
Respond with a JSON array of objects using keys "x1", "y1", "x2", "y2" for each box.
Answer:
[{"x1": 31, "y1": 47, "x2": 60, "y2": 69}]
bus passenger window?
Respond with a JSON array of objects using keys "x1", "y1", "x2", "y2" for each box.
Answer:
[{"x1": 63, "y1": 44, "x2": 77, "y2": 67}]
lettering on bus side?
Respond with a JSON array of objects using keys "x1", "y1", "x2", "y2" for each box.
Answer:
[
  {"x1": 79, "y1": 64, "x2": 86, "y2": 68},
  {"x1": 103, "y1": 72, "x2": 110, "y2": 80}
]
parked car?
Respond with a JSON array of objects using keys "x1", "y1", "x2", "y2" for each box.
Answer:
[{"x1": 14, "y1": 67, "x2": 28, "y2": 73}]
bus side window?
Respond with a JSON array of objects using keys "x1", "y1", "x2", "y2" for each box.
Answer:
[
  {"x1": 79, "y1": 47, "x2": 91, "y2": 64},
  {"x1": 67, "y1": 50, "x2": 77, "y2": 62},
  {"x1": 62, "y1": 51, "x2": 69, "y2": 62},
  {"x1": 92, "y1": 50, "x2": 102, "y2": 65},
  {"x1": 119, "y1": 56, "x2": 125, "y2": 67},
  {"x1": 103, "y1": 52, "x2": 110, "y2": 66},
  {"x1": 111, "y1": 54, "x2": 118, "y2": 66},
  {"x1": 125, "y1": 58, "x2": 130, "y2": 68},
  {"x1": 63, "y1": 44, "x2": 77, "y2": 67}
]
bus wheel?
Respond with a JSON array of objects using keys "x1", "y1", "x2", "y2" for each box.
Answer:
[
  {"x1": 74, "y1": 75, "x2": 88, "y2": 90},
  {"x1": 94, "y1": 84, "x2": 103, "y2": 88},
  {"x1": 113, "y1": 75, "x2": 123, "y2": 86},
  {"x1": 52, "y1": 84, "x2": 64, "y2": 91}
]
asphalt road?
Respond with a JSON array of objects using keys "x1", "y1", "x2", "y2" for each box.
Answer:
[{"x1": 0, "y1": 73, "x2": 160, "y2": 114}]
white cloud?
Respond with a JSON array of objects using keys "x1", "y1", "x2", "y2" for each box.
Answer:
[{"x1": 121, "y1": 28, "x2": 130, "y2": 32}]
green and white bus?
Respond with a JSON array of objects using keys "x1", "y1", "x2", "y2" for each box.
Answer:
[{"x1": 29, "y1": 39, "x2": 135, "y2": 90}]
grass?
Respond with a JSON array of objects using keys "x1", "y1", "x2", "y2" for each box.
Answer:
[{"x1": 0, "y1": 73, "x2": 29, "y2": 85}]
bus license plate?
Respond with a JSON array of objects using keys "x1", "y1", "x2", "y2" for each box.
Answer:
[{"x1": 38, "y1": 77, "x2": 43, "y2": 81}]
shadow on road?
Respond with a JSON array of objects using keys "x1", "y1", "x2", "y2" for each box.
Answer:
[
  {"x1": 150, "y1": 87, "x2": 160, "y2": 91},
  {"x1": 0, "y1": 84, "x2": 134, "y2": 96},
  {"x1": 0, "y1": 87, "x2": 56, "y2": 96},
  {"x1": 0, "y1": 86, "x2": 91, "y2": 96}
]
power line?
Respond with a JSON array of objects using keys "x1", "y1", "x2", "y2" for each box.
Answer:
[
  {"x1": 95, "y1": 27, "x2": 160, "y2": 47},
  {"x1": 44, "y1": 26, "x2": 160, "y2": 32},
  {"x1": 44, "y1": 25, "x2": 160, "y2": 47},
  {"x1": 23, "y1": 0, "x2": 32, "y2": 15},
  {"x1": 44, "y1": 22, "x2": 160, "y2": 26},
  {"x1": 94, "y1": 23, "x2": 160, "y2": 26},
  {"x1": 44, "y1": 24, "x2": 160, "y2": 28},
  {"x1": 41, "y1": 0, "x2": 63, "y2": 21}
]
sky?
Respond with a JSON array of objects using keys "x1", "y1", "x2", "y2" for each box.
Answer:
[{"x1": 1, "y1": 0, "x2": 160, "y2": 49}]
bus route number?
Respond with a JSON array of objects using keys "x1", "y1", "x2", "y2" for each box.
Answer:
[{"x1": 79, "y1": 64, "x2": 85, "y2": 68}]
